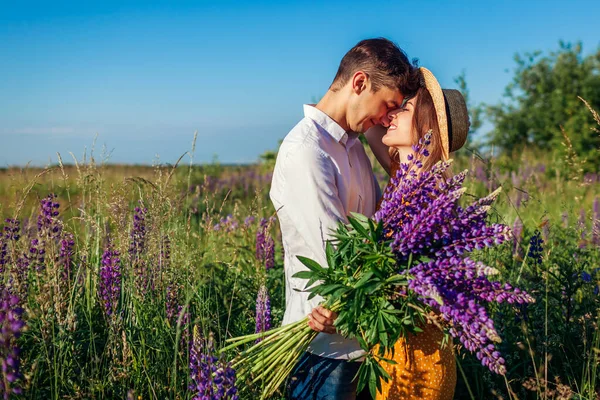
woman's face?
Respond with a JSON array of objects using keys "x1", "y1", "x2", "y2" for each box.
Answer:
[{"x1": 381, "y1": 93, "x2": 418, "y2": 148}]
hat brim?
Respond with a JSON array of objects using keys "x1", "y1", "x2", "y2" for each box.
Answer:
[{"x1": 420, "y1": 67, "x2": 450, "y2": 160}]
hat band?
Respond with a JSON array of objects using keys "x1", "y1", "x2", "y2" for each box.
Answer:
[{"x1": 443, "y1": 92, "x2": 453, "y2": 152}]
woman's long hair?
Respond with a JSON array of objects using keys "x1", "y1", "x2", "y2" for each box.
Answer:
[{"x1": 390, "y1": 86, "x2": 449, "y2": 177}]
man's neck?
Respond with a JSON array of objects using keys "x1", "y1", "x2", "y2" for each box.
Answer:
[{"x1": 315, "y1": 90, "x2": 349, "y2": 132}]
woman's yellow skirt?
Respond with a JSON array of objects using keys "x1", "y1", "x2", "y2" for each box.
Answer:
[{"x1": 375, "y1": 323, "x2": 456, "y2": 400}]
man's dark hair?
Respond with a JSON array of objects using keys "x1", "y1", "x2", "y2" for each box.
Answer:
[{"x1": 330, "y1": 38, "x2": 420, "y2": 97}]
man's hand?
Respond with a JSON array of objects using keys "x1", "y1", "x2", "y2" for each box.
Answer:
[{"x1": 308, "y1": 305, "x2": 338, "y2": 334}]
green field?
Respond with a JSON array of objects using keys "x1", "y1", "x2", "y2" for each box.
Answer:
[{"x1": 0, "y1": 134, "x2": 599, "y2": 399}]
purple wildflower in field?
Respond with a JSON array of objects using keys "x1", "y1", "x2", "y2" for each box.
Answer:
[
  {"x1": 189, "y1": 329, "x2": 238, "y2": 400},
  {"x1": 59, "y1": 233, "x2": 75, "y2": 281},
  {"x1": 244, "y1": 216, "x2": 255, "y2": 227},
  {"x1": 256, "y1": 218, "x2": 275, "y2": 270},
  {"x1": 255, "y1": 285, "x2": 271, "y2": 339},
  {"x1": 375, "y1": 132, "x2": 534, "y2": 375},
  {"x1": 408, "y1": 256, "x2": 534, "y2": 375},
  {"x1": 28, "y1": 238, "x2": 45, "y2": 272},
  {"x1": 527, "y1": 231, "x2": 544, "y2": 265},
  {"x1": 0, "y1": 290, "x2": 25, "y2": 398},
  {"x1": 3, "y1": 219, "x2": 20, "y2": 242},
  {"x1": 129, "y1": 205, "x2": 148, "y2": 293},
  {"x1": 37, "y1": 194, "x2": 61, "y2": 238},
  {"x1": 99, "y1": 240, "x2": 121, "y2": 316},
  {"x1": 0, "y1": 219, "x2": 20, "y2": 274},
  {"x1": 213, "y1": 215, "x2": 239, "y2": 233},
  {"x1": 581, "y1": 271, "x2": 592, "y2": 283}
]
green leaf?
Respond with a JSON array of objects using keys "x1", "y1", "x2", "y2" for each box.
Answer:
[
  {"x1": 296, "y1": 256, "x2": 327, "y2": 274},
  {"x1": 349, "y1": 212, "x2": 369, "y2": 223},
  {"x1": 354, "y1": 271, "x2": 375, "y2": 289},
  {"x1": 291, "y1": 271, "x2": 314, "y2": 280},
  {"x1": 325, "y1": 241, "x2": 336, "y2": 268},
  {"x1": 348, "y1": 216, "x2": 370, "y2": 240}
]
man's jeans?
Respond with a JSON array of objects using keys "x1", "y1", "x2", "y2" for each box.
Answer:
[{"x1": 287, "y1": 352, "x2": 373, "y2": 400}]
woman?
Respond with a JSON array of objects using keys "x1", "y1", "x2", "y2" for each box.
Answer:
[{"x1": 365, "y1": 67, "x2": 470, "y2": 400}]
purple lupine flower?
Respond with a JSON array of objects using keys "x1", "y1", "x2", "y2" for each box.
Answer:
[
  {"x1": 129, "y1": 205, "x2": 148, "y2": 294},
  {"x1": 189, "y1": 328, "x2": 238, "y2": 400},
  {"x1": 375, "y1": 132, "x2": 535, "y2": 375},
  {"x1": 256, "y1": 218, "x2": 275, "y2": 270},
  {"x1": 99, "y1": 240, "x2": 121, "y2": 316},
  {"x1": 408, "y1": 257, "x2": 534, "y2": 375},
  {"x1": 255, "y1": 285, "x2": 271, "y2": 340},
  {"x1": 243, "y1": 216, "x2": 256, "y2": 228},
  {"x1": 58, "y1": 233, "x2": 75, "y2": 282},
  {"x1": 592, "y1": 197, "x2": 599, "y2": 247},
  {"x1": 28, "y1": 238, "x2": 45, "y2": 272},
  {"x1": 11, "y1": 256, "x2": 30, "y2": 299},
  {"x1": 37, "y1": 194, "x2": 62, "y2": 238},
  {"x1": 0, "y1": 219, "x2": 20, "y2": 275},
  {"x1": 527, "y1": 231, "x2": 544, "y2": 265},
  {"x1": 213, "y1": 215, "x2": 239, "y2": 233},
  {"x1": 0, "y1": 290, "x2": 25, "y2": 398}
]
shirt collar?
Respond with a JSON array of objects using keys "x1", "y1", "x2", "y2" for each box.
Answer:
[{"x1": 303, "y1": 104, "x2": 350, "y2": 145}]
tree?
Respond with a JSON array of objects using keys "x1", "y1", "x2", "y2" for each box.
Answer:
[{"x1": 486, "y1": 41, "x2": 600, "y2": 167}]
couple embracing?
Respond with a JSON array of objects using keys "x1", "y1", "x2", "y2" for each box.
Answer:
[{"x1": 270, "y1": 38, "x2": 469, "y2": 400}]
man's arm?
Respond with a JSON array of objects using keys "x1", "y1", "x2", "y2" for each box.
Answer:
[{"x1": 277, "y1": 144, "x2": 346, "y2": 333}]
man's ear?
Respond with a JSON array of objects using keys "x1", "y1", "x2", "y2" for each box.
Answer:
[{"x1": 351, "y1": 71, "x2": 369, "y2": 95}]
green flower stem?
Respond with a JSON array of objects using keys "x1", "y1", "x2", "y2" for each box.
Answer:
[
  {"x1": 260, "y1": 334, "x2": 312, "y2": 400},
  {"x1": 250, "y1": 327, "x2": 313, "y2": 375},
  {"x1": 232, "y1": 322, "x2": 307, "y2": 370},
  {"x1": 220, "y1": 318, "x2": 304, "y2": 353}
]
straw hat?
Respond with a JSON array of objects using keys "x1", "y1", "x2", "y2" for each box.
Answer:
[{"x1": 419, "y1": 67, "x2": 470, "y2": 160}]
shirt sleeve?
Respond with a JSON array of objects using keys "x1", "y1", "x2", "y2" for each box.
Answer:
[{"x1": 276, "y1": 143, "x2": 347, "y2": 285}]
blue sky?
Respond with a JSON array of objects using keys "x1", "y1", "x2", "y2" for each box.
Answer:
[{"x1": 1, "y1": 0, "x2": 599, "y2": 166}]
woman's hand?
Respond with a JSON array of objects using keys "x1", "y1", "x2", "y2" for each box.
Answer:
[{"x1": 308, "y1": 305, "x2": 338, "y2": 334}]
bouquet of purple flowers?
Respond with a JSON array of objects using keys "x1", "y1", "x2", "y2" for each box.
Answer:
[{"x1": 222, "y1": 133, "x2": 534, "y2": 399}]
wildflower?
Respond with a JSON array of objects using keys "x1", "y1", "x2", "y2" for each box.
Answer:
[
  {"x1": 244, "y1": 216, "x2": 256, "y2": 228},
  {"x1": 37, "y1": 194, "x2": 61, "y2": 238},
  {"x1": 527, "y1": 230, "x2": 544, "y2": 265},
  {"x1": 59, "y1": 233, "x2": 75, "y2": 282},
  {"x1": 129, "y1": 205, "x2": 148, "y2": 294},
  {"x1": 255, "y1": 285, "x2": 271, "y2": 339},
  {"x1": 189, "y1": 328, "x2": 238, "y2": 400},
  {"x1": 99, "y1": 240, "x2": 121, "y2": 316},
  {"x1": 581, "y1": 271, "x2": 592, "y2": 283},
  {"x1": 409, "y1": 256, "x2": 534, "y2": 375},
  {"x1": 0, "y1": 290, "x2": 25, "y2": 398},
  {"x1": 256, "y1": 218, "x2": 275, "y2": 270},
  {"x1": 1, "y1": 219, "x2": 20, "y2": 274}
]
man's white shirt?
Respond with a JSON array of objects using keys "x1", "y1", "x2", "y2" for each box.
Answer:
[{"x1": 270, "y1": 105, "x2": 380, "y2": 360}]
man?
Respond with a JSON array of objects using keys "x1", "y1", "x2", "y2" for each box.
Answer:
[{"x1": 269, "y1": 38, "x2": 419, "y2": 400}]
